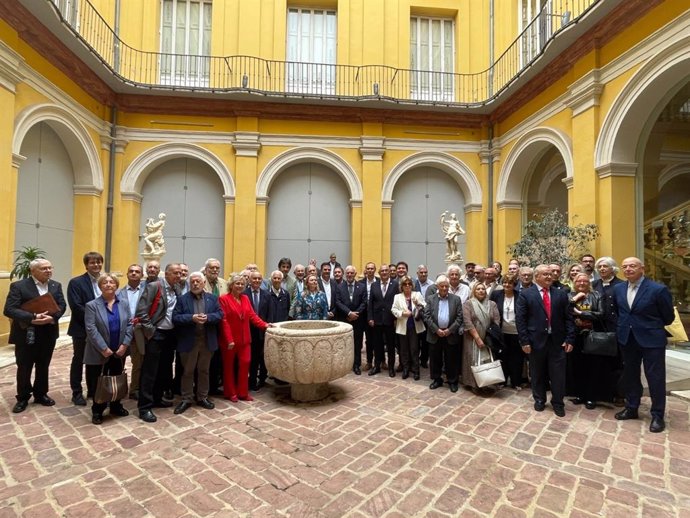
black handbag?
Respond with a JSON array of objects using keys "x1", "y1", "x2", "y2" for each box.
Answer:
[
  {"x1": 94, "y1": 359, "x2": 129, "y2": 404},
  {"x1": 484, "y1": 322, "x2": 504, "y2": 354},
  {"x1": 582, "y1": 331, "x2": 618, "y2": 357}
]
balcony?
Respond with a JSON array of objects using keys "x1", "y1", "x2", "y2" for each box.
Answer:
[{"x1": 36, "y1": 0, "x2": 607, "y2": 109}]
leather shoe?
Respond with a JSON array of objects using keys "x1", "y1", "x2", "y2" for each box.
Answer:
[
  {"x1": 402, "y1": 369, "x2": 409, "y2": 380},
  {"x1": 449, "y1": 383, "x2": 459, "y2": 393},
  {"x1": 429, "y1": 379, "x2": 443, "y2": 390},
  {"x1": 174, "y1": 401, "x2": 193, "y2": 414},
  {"x1": 389, "y1": 368, "x2": 396, "y2": 378},
  {"x1": 154, "y1": 400, "x2": 172, "y2": 408},
  {"x1": 12, "y1": 400, "x2": 29, "y2": 413},
  {"x1": 353, "y1": 366, "x2": 361, "y2": 375},
  {"x1": 413, "y1": 373, "x2": 420, "y2": 381},
  {"x1": 129, "y1": 391, "x2": 139, "y2": 400},
  {"x1": 615, "y1": 408, "x2": 639, "y2": 420},
  {"x1": 553, "y1": 406, "x2": 566, "y2": 417},
  {"x1": 534, "y1": 400, "x2": 546, "y2": 412},
  {"x1": 92, "y1": 414, "x2": 104, "y2": 425},
  {"x1": 110, "y1": 406, "x2": 129, "y2": 417},
  {"x1": 138, "y1": 410, "x2": 157, "y2": 423},
  {"x1": 72, "y1": 393, "x2": 87, "y2": 406},
  {"x1": 649, "y1": 417, "x2": 665, "y2": 433},
  {"x1": 34, "y1": 395, "x2": 55, "y2": 406},
  {"x1": 584, "y1": 401, "x2": 596, "y2": 410},
  {"x1": 197, "y1": 398, "x2": 215, "y2": 410},
  {"x1": 368, "y1": 366, "x2": 381, "y2": 376},
  {"x1": 163, "y1": 390, "x2": 174, "y2": 401},
  {"x1": 570, "y1": 397, "x2": 584, "y2": 405}
]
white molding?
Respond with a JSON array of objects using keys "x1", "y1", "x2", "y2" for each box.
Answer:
[
  {"x1": 566, "y1": 69, "x2": 603, "y2": 116},
  {"x1": 562, "y1": 176, "x2": 574, "y2": 189},
  {"x1": 12, "y1": 153, "x2": 26, "y2": 169},
  {"x1": 497, "y1": 127, "x2": 573, "y2": 205},
  {"x1": 13, "y1": 103, "x2": 104, "y2": 192},
  {"x1": 350, "y1": 200, "x2": 362, "y2": 208},
  {"x1": 223, "y1": 195, "x2": 235, "y2": 204},
  {"x1": 120, "y1": 142, "x2": 235, "y2": 197},
  {"x1": 359, "y1": 136, "x2": 385, "y2": 161},
  {"x1": 381, "y1": 200, "x2": 393, "y2": 209},
  {"x1": 386, "y1": 138, "x2": 481, "y2": 153},
  {"x1": 256, "y1": 196, "x2": 269, "y2": 206},
  {"x1": 121, "y1": 192, "x2": 143, "y2": 203},
  {"x1": 595, "y1": 162, "x2": 638, "y2": 179},
  {"x1": 73, "y1": 185, "x2": 102, "y2": 196},
  {"x1": 464, "y1": 203, "x2": 483, "y2": 213},
  {"x1": 232, "y1": 132, "x2": 261, "y2": 157},
  {"x1": 497, "y1": 201, "x2": 522, "y2": 210},
  {"x1": 260, "y1": 134, "x2": 359, "y2": 148},
  {"x1": 257, "y1": 147, "x2": 363, "y2": 202},
  {"x1": 658, "y1": 162, "x2": 690, "y2": 190},
  {"x1": 382, "y1": 151, "x2": 482, "y2": 206},
  {"x1": 0, "y1": 41, "x2": 25, "y2": 93},
  {"x1": 536, "y1": 163, "x2": 567, "y2": 205},
  {"x1": 659, "y1": 151, "x2": 690, "y2": 163}
]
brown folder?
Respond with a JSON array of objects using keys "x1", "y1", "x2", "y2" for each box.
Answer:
[{"x1": 20, "y1": 293, "x2": 60, "y2": 315}]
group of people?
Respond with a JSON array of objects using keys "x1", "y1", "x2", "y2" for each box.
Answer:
[{"x1": 3, "y1": 251, "x2": 674, "y2": 433}]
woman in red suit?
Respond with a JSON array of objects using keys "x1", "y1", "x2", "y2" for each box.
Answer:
[{"x1": 218, "y1": 274, "x2": 270, "y2": 402}]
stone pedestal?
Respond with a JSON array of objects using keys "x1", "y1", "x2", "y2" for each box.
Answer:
[{"x1": 264, "y1": 320, "x2": 354, "y2": 402}]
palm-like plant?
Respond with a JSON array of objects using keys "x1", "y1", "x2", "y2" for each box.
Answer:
[{"x1": 10, "y1": 246, "x2": 47, "y2": 280}]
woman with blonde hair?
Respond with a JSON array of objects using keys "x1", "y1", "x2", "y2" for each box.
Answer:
[
  {"x1": 461, "y1": 282, "x2": 500, "y2": 392},
  {"x1": 391, "y1": 276, "x2": 426, "y2": 380}
]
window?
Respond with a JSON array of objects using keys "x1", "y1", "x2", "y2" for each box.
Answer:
[
  {"x1": 519, "y1": 0, "x2": 552, "y2": 66},
  {"x1": 410, "y1": 16, "x2": 455, "y2": 102},
  {"x1": 160, "y1": 0, "x2": 212, "y2": 87},
  {"x1": 286, "y1": 8, "x2": 337, "y2": 95},
  {"x1": 52, "y1": 0, "x2": 79, "y2": 27}
]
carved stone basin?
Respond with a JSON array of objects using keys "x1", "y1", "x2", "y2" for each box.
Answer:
[{"x1": 264, "y1": 320, "x2": 354, "y2": 402}]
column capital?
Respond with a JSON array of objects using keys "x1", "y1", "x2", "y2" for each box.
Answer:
[
  {"x1": 0, "y1": 41, "x2": 25, "y2": 94},
  {"x1": 12, "y1": 153, "x2": 26, "y2": 169},
  {"x1": 596, "y1": 162, "x2": 638, "y2": 179},
  {"x1": 359, "y1": 137, "x2": 385, "y2": 161},
  {"x1": 566, "y1": 70, "x2": 603, "y2": 117},
  {"x1": 232, "y1": 132, "x2": 261, "y2": 157}
]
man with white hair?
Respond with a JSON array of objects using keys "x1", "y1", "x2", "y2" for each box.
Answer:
[
  {"x1": 427, "y1": 264, "x2": 470, "y2": 303},
  {"x1": 203, "y1": 258, "x2": 227, "y2": 297}
]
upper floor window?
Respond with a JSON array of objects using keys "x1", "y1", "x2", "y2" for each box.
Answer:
[
  {"x1": 410, "y1": 16, "x2": 455, "y2": 102},
  {"x1": 160, "y1": 0, "x2": 212, "y2": 87},
  {"x1": 519, "y1": 0, "x2": 553, "y2": 66},
  {"x1": 286, "y1": 8, "x2": 337, "y2": 95},
  {"x1": 52, "y1": 0, "x2": 79, "y2": 27}
]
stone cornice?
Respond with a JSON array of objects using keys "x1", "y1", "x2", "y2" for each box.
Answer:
[
  {"x1": 359, "y1": 137, "x2": 385, "y2": 161},
  {"x1": 232, "y1": 132, "x2": 261, "y2": 157},
  {"x1": 121, "y1": 191, "x2": 143, "y2": 203},
  {"x1": 566, "y1": 70, "x2": 604, "y2": 116},
  {"x1": 73, "y1": 185, "x2": 102, "y2": 196},
  {"x1": 497, "y1": 201, "x2": 523, "y2": 210},
  {"x1": 0, "y1": 41, "x2": 24, "y2": 93},
  {"x1": 596, "y1": 162, "x2": 638, "y2": 178},
  {"x1": 255, "y1": 196, "x2": 269, "y2": 206},
  {"x1": 12, "y1": 153, "x2": 26, "y2": 169},
  {"x1": 464, "y1": 203, "x2": 483, "y2": 213}
]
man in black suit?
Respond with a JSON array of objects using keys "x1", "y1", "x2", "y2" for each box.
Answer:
[
  {"x1": 423, "y1": 274, "x2": 463, "y2": 392},
  {"x1": 613, "y1": 257, "x2": 674, "y2": 433},
  {"x1": 66, "y1": 251, "x2": 103, "y2": 406},
  {"x1": 516, "y1": 264, "x2": 575, "y2": 417},
  {"x1": 335, "y1": 265, "x2": 367, "y2": 374},
  {"x1": 318, "y1": 262, "x2": 338, "y2": 320},
  {"x1": 4, "y1": 259, "x2": 66, "y2": 413},
  {"x1": 359, "y1": 262, "x2": 378, "y2": 370},
  {"x1": 367, "y1": 264, "x2": 398, "y2": 376},
  {"x1": 245, "y1": 270, "x2": 270, "y2": 390}
]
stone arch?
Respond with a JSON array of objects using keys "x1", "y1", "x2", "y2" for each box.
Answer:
[
  {"x1": 121, "y1": 142, "x2": 235, "y2": 200},
  {"x1": 257, "y1": 147, "x2": 362, "y2": 202},
  {"x1": 382, "y1": 151, "x2": 482, "y2": 207},
  {"x1": 13, "y1": 103, "x2": 103, "y2": 192},
  {"x1": 595, "y1": 34, "x2": 690, "y2": 169},
  {"x1": 536, "y1": 162, "x2": 567, "y2": 207},
  {"x1": 658, "y1": 163, "x2": 690, "y2": 191},
  {"x1": 497, "y1": 127, "x2": 573, "y2": 205}
]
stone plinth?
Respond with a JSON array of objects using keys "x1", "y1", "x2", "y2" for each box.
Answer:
[{"x1": 264, "y1": 320, "x2": 354, "y2": 402}]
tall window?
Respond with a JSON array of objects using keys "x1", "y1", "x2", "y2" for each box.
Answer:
[
  {"x1": 519, "y1": 0, "x2": 552, "y2": 66},
  {"x1": 52, "y1": 0, "x2": 79, "y2": 27},
  {"x1": 286, "y1": 8, "x2": 337, "y2": 95},
  {"x1": 160, "y1": 0, "x2": 212, "y2": 87},
  {"x1": 410, "y1": 16, "x2": 455, "y2": 101}
]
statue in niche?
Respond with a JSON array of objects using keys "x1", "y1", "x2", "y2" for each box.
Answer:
[
  {"x1": 142, "y1": 213, "x2": 167, "y2": 258},
  {"x1": 440, "y1": 210, "x2": 464, "y2": 263}
]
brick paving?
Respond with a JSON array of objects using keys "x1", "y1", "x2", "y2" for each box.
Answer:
[{"x1": 1, "y1": 344, "x2": 690, "y2": 517}]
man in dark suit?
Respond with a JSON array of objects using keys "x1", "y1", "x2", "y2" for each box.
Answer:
[
  {"x1": 4, "y1": 259, "x2": 66, "y2": 413},
  {"x1": 367, "y1": 264, "x2": 398, "y2": 376},
  {"x1": 245, "y1": 270, "x2": 270, "y2": 390},
  {"x1": 171, "y1": 272, "x2": 223, "y2": 414},
  {"x1": 414, "y1": 264, "x2": 434, "y2": 369},
  {"x1": 423, "y1": 275, "x2": 463, "y2": 392},
  {"x1": 66, "y1": 251, "x2": 103, "y2": 406},
  {"x1": 613, "y1": 257, "x2": 674, "y2": 433},
  {"x1": 318, "y1": 262, "x2": 338, "y2": 319},
  {"x1": 516, "y1": 264, "x2": 575, "y2": 417},
  {"x1": 134, "y1": 263, "x2": 182, "y2": 422},
  {"x1": 267, "y1": 270, "x2": 291, "y2": 323},
  {"x1": 335, "y1": 265, "x2": 367, "y2": 374}
]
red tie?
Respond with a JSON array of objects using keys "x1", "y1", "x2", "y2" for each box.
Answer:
[{"x1": 542, "y1": 288, "x2": 551, "y2": 323}]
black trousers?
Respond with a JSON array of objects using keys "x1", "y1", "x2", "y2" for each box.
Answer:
[
  {"x1": 138, "y1": 329, "x2": 175, "y2": 411},
  {"x1": 373, "y1": 324, "x2": 395, "y2": 367},
  {"x1": 529, "y1": 336, "x2": 567, "y2": 407},
  {"x1": 70, "y1": 337, "x2": 87, "y2": 396},
  {"x1": 249, "y1": 338, "x2": 267, "y2": 389},
  {"x1": 350, "y1": 321, "x2": 364, "y2": 368},
  {"x1": 15, "y1": 330, "x2": 56, "y2": 401},
  {"x1": 86, "y1": 356, "x2": 126, "y2": 415},
  {"x1": 621, "y1": 335, "x2": 666, "y2": 418},
  {"x1": 500, "y1": 333, "x2": 524, "y2": 388},
  {"x1": 364, "y1": 322, "x2": 375, "y2": 365},
  {"x1": 429, "y1": 337, "x2": 459, "y2": 384},
  {"x1": 418, "y1": 331, "x2": 429, "y2": 365}
]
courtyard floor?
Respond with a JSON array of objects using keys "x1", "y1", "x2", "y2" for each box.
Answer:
[{"x1": 1, "y1": 341, "x2": 689, "y2": 518}]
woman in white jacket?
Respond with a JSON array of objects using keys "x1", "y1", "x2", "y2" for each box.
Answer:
[{"x1": 391, "y1": 276, "x2": 426, "y2": 380}]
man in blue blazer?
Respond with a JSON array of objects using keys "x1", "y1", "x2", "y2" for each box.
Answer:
[
  {"x1": 335, "y1": 265, "x2": 367, "y2": 375},
  {"x1": 66, "y1": 251, "x2": 104, "y2": 405},
  {"x1": 4, "y1": 259, "x2": 67, "y2": 413},
  {"x1": 516, "y1": 264, "x2": 575, "y2": 417},
  {"x1": 172, "y1": 272, "x2": 223, "y2": 414},
  {"x1": 613, "y1": 257, "x2": 674, "y2": 433}
]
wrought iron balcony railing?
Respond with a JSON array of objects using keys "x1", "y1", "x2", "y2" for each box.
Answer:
[{"x1": 48, "y1": 0, "x2": 599, "y2": 106}]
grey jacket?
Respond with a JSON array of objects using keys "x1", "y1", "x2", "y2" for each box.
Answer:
[{"x1": 84, "y1": 296, "x2": 133, "y2": 365}]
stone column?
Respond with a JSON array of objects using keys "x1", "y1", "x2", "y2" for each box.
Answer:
[
  {"x1": 360, "y1": 132, "x2": 385, "y2": 265},
  {"x1": 232, "y1": 124, "x2": 261, "y2": 270}
]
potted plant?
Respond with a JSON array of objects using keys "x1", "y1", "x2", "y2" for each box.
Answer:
[{"x1": 10, "y1": 246, "x2": 47, "y2": 280}]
